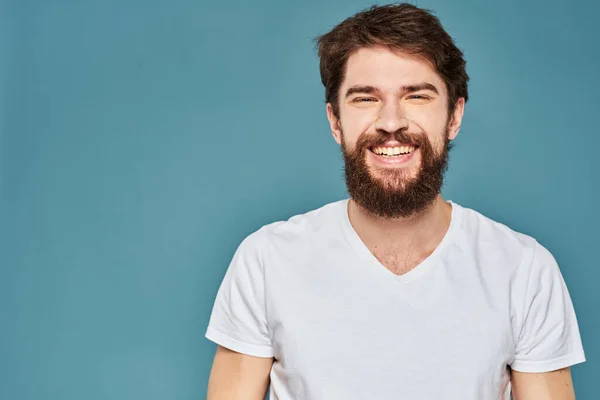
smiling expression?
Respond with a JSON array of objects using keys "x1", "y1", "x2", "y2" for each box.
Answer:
[{"x1": 326, "y1": 46, "x2": 465, "y2": 218}]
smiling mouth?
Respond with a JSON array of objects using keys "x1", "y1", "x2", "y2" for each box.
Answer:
[{"x1": 369, "y1": 144, "x2": 419, "y2": 157}]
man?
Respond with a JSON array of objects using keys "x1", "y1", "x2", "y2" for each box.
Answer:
[{"x1": 205, "y1": 4, "x2": 586, "y2": 399}]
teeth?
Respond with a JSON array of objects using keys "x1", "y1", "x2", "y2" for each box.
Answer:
[{"x1": 372, "y1": 146, "x2": 416, "y2": 156}]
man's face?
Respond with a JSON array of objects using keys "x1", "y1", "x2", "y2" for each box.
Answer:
[{"x1": 326, "y1": 46, "x2": 464, "y2": 219}]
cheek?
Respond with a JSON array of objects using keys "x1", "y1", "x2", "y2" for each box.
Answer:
[
  {"x1": 406, "y1": 106, "x2": 448, "y2": 139},
  {"x1": 407, "y1": 103, "x2": 444, "y2": 124},
  {"x1": 343, "y1": 107, "x2": 377, "y2": 128},
  {"x1": 340, "y1": 111, "x2": 378, "y2": 146}
]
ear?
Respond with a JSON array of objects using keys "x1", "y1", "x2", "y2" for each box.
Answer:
[
  {"x1": 326, "y1": 103, "x2": 343, "y2": 145},
  {"x1": 447, "y1": 97, "x2": 465, "y2": 141}
]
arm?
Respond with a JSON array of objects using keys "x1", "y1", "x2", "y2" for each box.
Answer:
[
  {"x1": 511, "y1": 367, "x2": 576, "y2": 400},
  {"x1": 207, "y1": 345, "x2": 274, "y2": 400},
  {"x1": 509, "y1": 242, "x2": 585, "y2": 398}
]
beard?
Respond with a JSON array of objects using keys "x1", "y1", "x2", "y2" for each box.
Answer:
[{"x1": 341, "y1": 126, "x2": 452, "y2": 219}]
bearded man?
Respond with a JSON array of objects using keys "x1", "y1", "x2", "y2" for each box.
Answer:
[{"x1": 205, "y1": 4, "x2": 586, "y2": 399}]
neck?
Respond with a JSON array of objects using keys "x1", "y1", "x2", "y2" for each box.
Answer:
[{"x1": 347, "y1": 194, "x2": 452, "y2": 251}]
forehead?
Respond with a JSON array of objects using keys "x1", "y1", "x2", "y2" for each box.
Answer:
[{"x1": 342, "y1": 46, "x2": 446, "y2": 95}]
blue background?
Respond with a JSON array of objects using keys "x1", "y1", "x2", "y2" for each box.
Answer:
[{"x1": 1, "y1": 0, "x2": 598, "y2": 398}]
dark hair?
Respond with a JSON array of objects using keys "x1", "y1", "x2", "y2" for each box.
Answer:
[{"x1": 315, "y1": 3, "x2": 469, "y2": 118}]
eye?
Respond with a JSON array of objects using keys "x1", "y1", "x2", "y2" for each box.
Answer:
[
  {"x1": 407, "y1": 95, "x2": 430, "y2": 100},
  {"x1": 352, "y1": 97, "x2": 377, "y2": 103}
]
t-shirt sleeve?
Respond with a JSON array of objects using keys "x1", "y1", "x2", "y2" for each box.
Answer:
[
  {"x1": 510, "y1": 241, "x2": 586, "y2": 373},
  {"x1": 205, "y1": 228, "x2": 274, "y2": 358}
]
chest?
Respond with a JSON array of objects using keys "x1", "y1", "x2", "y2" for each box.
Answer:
[
  {"x1": 270, "y1": 282, "x2": 513, "y2": 362},
  {"x1": 371, "y1": 247, "x2": 428, "y2": 276},
  {"x1": 264, "y1": 259, "x2": 515, "y2": 398}
]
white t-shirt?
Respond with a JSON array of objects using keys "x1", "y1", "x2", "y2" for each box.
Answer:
[{"x1": 206, "y1": 199, "x2": 585, "y2": 400}]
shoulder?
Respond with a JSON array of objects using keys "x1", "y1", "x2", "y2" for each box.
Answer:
[
  {"x1": 261, "y1": 198, "x2": 346, "y2": 244},
  {"x1": 451, "y1": 203, "x2": 569, "y2": 325},
  {"x1": 238, "y1": 198, "x2": 347, "y2": 255},
  {"x1": 452, "y1": 202, "x2": 542, "y2": 274}
]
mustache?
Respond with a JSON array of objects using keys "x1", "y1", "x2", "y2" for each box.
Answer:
[{"x1": 359, "y1": 129, "x2": 427, "y2": 148}]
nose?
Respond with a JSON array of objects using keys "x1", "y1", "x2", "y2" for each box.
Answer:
[{"x1": 374, "y1": 101, "x2": 409, "y2": 134}]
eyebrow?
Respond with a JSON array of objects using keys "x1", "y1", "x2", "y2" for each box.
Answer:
[{"x1": 345, "y1": 82, "x2": 440, "y2": 98}]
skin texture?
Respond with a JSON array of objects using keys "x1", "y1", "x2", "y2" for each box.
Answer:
[
  {"x1": 328, "y1": 47, "x2": 460, "y2": 172},
  {"x1": 511, "y1": 368, "x2": 576, "y2": 400},
  {"x1": 207, "y1": 345, "x2": 273, "y2": 400}
]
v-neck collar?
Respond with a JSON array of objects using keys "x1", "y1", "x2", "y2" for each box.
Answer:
[{"x1": 338, "y1": 198, "x2": 461, "y2": 283}]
